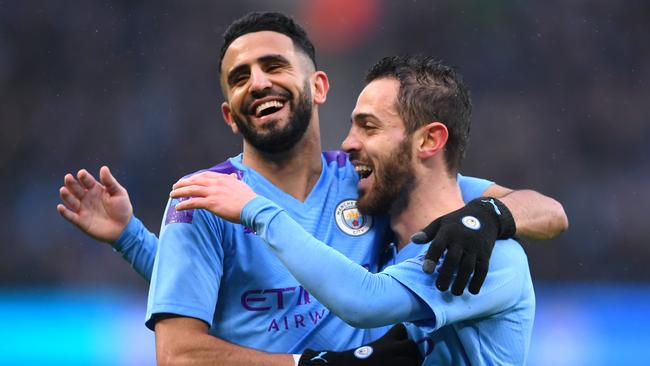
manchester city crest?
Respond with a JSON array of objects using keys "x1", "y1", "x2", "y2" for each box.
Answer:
[{"x1": 334, "y1": 199, "x2": 373, "y2": 236}]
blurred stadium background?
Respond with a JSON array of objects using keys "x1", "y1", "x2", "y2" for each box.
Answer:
[{"x1": 1, "y1": 0, "x2": 649, "y2": 364}]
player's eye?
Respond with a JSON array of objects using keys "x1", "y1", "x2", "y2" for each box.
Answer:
[
  {"x1": 266, "y1": 63, "x2": 282, "y2": 72},
  {"x1": 232, "y1": 73, "x2": 249, "y2": 86},
  {"x1": 363, "y1": 123, "x2": 383, "y2": 136}
]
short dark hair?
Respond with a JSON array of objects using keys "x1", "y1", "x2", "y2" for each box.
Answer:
[
  {"x1": 219, "y1": 12, "x2": 317, "y2": 72},
  {"x1": 365, "y1": 55, "x2": 472, "y2": 173}
]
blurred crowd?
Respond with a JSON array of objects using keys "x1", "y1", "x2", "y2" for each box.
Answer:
[{"x1": 1, "y1": 0, "x2": 648, "y2": 288}]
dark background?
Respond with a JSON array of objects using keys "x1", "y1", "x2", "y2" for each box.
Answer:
[
  {"x1": 3, "y1": 0, "x2": 648, "y2": 288},
  {"x1": 1, "y1": 0, "x2": 648, "y2": 364}
]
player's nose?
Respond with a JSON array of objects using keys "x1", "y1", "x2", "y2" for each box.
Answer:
[
  {"x1": 341, "y1": 129, "x2": 362, "y2": 153},
  {"x1": 249, "y1": 66, "x2": 273, "y2": 92}
]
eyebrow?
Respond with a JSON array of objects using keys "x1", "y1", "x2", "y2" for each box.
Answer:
[
  {"x1": 352, "y1": 112, "x2": 381, "y2": 124},
  {"x1": 258, "y1": 54, "x2": 291, "y2": 66},
  {"x1": 226, "y1": 54, "x2": 292, "y2": 87},
  {"x1": 226, "y1": 64, "x2": 249, "y2": 86}
]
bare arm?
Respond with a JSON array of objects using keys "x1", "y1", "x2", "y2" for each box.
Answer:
[
  {"x1": 155, "y1": 316, "x2": 294, "y2": 366},
  {"x1": 483, "y1": 185, "x2": 569, "y2": 240}
]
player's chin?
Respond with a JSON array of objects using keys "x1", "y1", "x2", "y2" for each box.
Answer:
[
  {"x1": 357, "y1": 186, "x2": 374, "y2": 205},
  {"x1": 356, "y1": 193, "x2": 376, "y2": 216}
]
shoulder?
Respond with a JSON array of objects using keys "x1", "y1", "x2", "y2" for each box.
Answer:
[
  {"x1": 489, "y1": 238, "x2": 532, "y2": 293},
  {"x1": 493, "y1": 238, "x2": 527, "y2": 264},
  {"x1": 181, "y1": 158, "x2": 246, "y2": 180},
  {"x1": 163, "y1": 158, "x2": 244, "y2": 228}
]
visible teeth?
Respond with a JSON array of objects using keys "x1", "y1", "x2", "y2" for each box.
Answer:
[
  {"x1": 255, "y1": 100, "x2": 284, "y2": 116},
  {"x1": 355, "y1": 165, "x2": 373, "y2": 178}
]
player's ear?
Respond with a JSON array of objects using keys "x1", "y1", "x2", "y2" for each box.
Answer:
[
  {"x1": 311, "y1": 71, "x2": 329, "y2": 105},
  {"x1": 221, "y1": 102, "x2": 239, "y2": 134},
  {"x1": 417, "y1": 122, "x2": 448, "y2": 159}
]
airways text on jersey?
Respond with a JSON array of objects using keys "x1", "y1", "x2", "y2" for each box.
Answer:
[{"x1": 240, "y1": 285, "x2": 328, "y2": 333}]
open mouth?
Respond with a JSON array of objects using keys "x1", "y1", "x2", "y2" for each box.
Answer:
[
  {"x1": 354, "y1": 164, "x2": 373, "y2": 179},
  {"x1": 248, "y1": 95, "x2": 289, "y2": 119},
  {"x1": 255, "y1": 100, "x2": 286, "y2": 117}
]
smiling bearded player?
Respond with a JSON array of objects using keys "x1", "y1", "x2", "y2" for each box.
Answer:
[
  {"x1": 57, "y1": 12, "x2": 567, "y2": 366},
  {"x1": 170, "y1": 55, "x2": 539, "y2": 365}
]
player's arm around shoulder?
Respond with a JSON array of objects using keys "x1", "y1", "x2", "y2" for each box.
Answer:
[
  {"x1": 388, "y1": 240, "x2": 534, "y2": 331},
  {"x1": 483, "y1": 184, "x2": 569, "y2": 240},
  {"x1": 150, "y1": 200, "x2": 288, "y2": 366}
]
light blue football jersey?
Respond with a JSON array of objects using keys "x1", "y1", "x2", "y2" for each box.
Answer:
[
  {"x1": 144, "y1": 151, "x2": 494, "y2": 353},
  {"x1": 383, "y1": 240, "x2": 536, "y2": 365},
  {"x1": 146, "y1": 151, "x2": 390, "y2": 353}
]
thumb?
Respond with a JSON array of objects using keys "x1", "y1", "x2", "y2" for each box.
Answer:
[{"x1": 100, "y1": 166, "x2": 124, "y2": 195}]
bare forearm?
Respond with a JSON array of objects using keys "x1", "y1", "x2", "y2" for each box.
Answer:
[
  {"x1": 492, "y1": 188, "x2": 569, "y2": 240},
  {"x1": 158, "y1": 337, "x2": 293, "y2": 366},
  {"x1": 156, "y1": 318, "x2": 294, "y2": 366}
]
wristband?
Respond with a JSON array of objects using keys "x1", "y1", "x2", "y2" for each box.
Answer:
[{"x1": 479, "y1": 197, "x2": 516, "y2": 239}]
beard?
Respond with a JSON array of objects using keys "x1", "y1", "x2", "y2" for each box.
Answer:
[
  {"x1": 357, "y1": 137, "x2": 416, "y2": 216},
  {"x1": 232, "y1": 81, "x2": 312, "y2": 154}
]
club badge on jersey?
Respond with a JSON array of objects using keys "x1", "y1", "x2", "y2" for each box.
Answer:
[{"x1": 334, "y1": 199, "x2": 373, "y2": 236}]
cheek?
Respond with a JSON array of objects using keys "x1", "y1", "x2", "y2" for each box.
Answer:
[
  {"x1": 371, "y1": 138, "x2": 394, "y2": 157},
  {"x1": 229, "y1": 89, "x2": 247, "y2": 107},
  {"x1": 374, "y1": 140, "x2": 402, "y2": 168}
]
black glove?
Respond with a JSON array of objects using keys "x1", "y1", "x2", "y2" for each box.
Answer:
[
  {"x1": 299, "y1": 323, "x2": 422, "y2": 365},
  {"x1": 410, "y1": 197, "x2": 516, "y2": 295}
]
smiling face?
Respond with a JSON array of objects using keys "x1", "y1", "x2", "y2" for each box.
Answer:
[
  {"x1": 220, "y1": 31, "x2": 318, "y2": 153},
  {"x1": 342, "y1": 78, "x2": 416, "y2": 215}
]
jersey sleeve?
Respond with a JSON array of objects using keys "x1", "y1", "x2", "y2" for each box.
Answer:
[
  {"x1": 145, "y1": 198, "x2": 225, "y2": 330},
  {"x1": 111, "y1": 215, "x2": 158, "y2": 281},
  {"x1": 457, "y1": 174, "x2": 494, "y2": 203},
  {"x1": 382, "y1": 239, "x2": 529, "y2": 333},
  {"x1": 240, "y1": 196, "x2": 433, "y2": 329}
]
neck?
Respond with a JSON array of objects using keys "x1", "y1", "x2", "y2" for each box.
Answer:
[
  {"x1": 241, "y1": 118, "x2": 322, "y2": 202},
  {"x1": 390, "y1": 168, "x2": 464, "y2": 250}
]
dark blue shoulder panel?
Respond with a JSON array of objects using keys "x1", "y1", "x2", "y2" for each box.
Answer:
[
  {"x1": 323, "y1": 150, "x2": 348, "y2": 168},
  {"x1": 165, "y1": 159, "x2": 244, "y2": 225},
  {"x1": 205, "y1": 159, "x2": 245, "y2": 180}
]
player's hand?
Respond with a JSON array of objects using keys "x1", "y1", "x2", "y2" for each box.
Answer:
[
  {"x1": 299, "y1": 323, "x2": 422, "y2": 365},
  {"x1": 170, "y1": 171, "x2": 257, "y2": 224},
  {"x1": 411, "y1": 197, "x2": 516, "y2": 295},
  {"x1": 57, "y1": 166, "x2": 133, "y2": 243}
]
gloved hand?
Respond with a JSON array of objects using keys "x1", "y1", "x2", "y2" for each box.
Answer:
[
  {"x1": 299, "y1": 323, "x2": 422, "y2": 365},
  {"x1": 411, "y1": 197, "x2": 516, "y2": 295}
]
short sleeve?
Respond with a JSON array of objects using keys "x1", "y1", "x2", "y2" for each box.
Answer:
[
  {"x1": 457, "y1": 174, "x2": 494, "y2": 203},
  {"x1": 145, "y1": 199, "x2": 225, "y2": 330}
]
